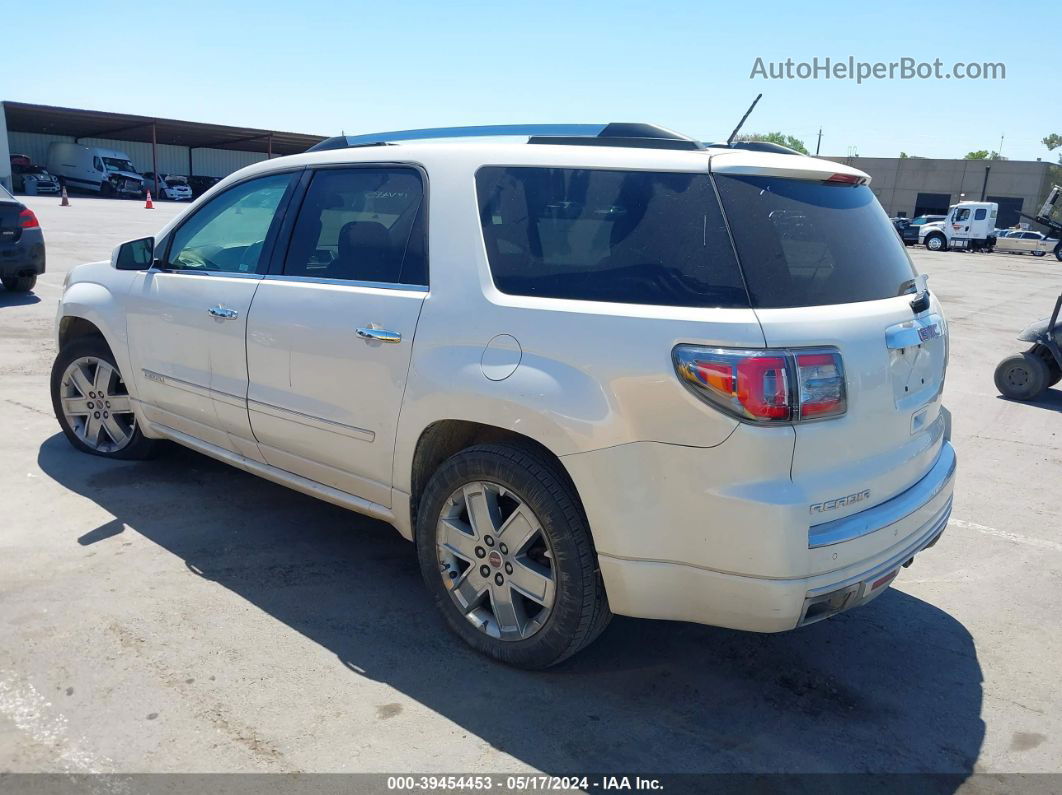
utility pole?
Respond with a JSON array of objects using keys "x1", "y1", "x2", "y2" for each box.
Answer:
[
  {"x1": 997, "y1": 133, "x2": 1004, "y2": 159},
  {"x1": 815, "y1": 127, "x2": 822, "y2": 156}
]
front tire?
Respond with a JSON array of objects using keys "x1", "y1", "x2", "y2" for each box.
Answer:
[
  {"x1": 416, "y1": 444, "x2": 610, "y2": 669},
  {"x1": 994, "y1": 352, "x2": 1049, "y2": 401},
  {"x1": 925, "y1": 233, "x2": 947, "y2": 252},
  {"x1": 50, "y1": 337, "x2": 157, "y2": 459},
  {"x1": 2, "y1": 274, "x2": 36, "y2": 292}
]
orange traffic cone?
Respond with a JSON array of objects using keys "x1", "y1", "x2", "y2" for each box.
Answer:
[
  {"x1": 144, "y1": 191, "x2": 154, "y2": 209},
  {"x1": 60, "y1": 186, "x2": 70, "y2": 207}
]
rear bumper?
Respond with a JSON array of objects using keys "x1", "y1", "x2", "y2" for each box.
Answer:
[
  {"x1": 574, "y1": 438, "x2": 956, "y2": 632},
  {"x1": 0, "y1": 230, "x2": 46, "y2": 277},
  {"x1": 599, "y1": 497, "x2": 949, "y2": 632}
]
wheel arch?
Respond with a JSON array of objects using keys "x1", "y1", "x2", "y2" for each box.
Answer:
[
  {"x1": 405, "y1": 419, "x2": 584, "y2": 541},
  {"x1": 58, "y1": 315, "x2": 110, "y2": 352},
  {"x1": 56, "y1": 279, "x2": 137, "y2": 400}
]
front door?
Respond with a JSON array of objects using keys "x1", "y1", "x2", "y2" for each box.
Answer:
[
  {"x1": 245, "y1": 165, "x2": 428, "y2": 507},
  {"x1": 126, "y1": 171, "x2": 298, "y2": 457}
]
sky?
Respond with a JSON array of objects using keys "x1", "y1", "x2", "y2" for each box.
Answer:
[{"x1": 6, "y1": 0, "x2": 1059, "y2": 162}]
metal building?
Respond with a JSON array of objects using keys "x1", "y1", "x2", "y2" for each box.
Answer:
[
  {"x1": 825, "y1": 154, "x2": 1061, "y2": 230},
  {"x1": 0, "y1": 101, "x2": 325, "y2": 193}
]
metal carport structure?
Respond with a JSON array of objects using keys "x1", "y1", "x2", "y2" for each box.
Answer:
[{"x1": 2, "y1": 101, "x2": 326, "y2": 196}]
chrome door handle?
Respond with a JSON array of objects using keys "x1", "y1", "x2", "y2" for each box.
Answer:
[
  {"x1": 207, "y1": 306, "x2": 239, "y2": 320},
  {"x1": 356, "y1": 327, "x2": 401, "y2": 344}
]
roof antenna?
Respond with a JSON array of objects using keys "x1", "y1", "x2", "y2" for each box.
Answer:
[{"x1": 726, "y1": 93, "x2": 762, "y2": 146}]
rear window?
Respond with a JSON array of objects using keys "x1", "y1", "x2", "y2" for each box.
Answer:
[
  {"x1": 715, "y1": 175, "x2": 917, "y2": 308},
  {"x1": 475, "y1": 166, "x2": 749, "y2": 308}
]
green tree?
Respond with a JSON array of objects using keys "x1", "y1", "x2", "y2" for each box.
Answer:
[
  {"x1": 739, "y1": 132, "x2": 809, "y2": 155},
  {"x1": 964, "y1": 150, "x2": 990, "y2": 160},
  {"x1": 899, "y1": 151, "x2": 909, "y2": 158},
  {"x1": 1044, "y1": 134, "x2": 1062, "y2": 163}
]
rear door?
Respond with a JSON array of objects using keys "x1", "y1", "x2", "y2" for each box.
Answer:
[
  {"x1": 245, "y1": 165, "x2": 428, "y2": 507},
  {"x1": 713, "y1": 167, "x2": 948, "y2": 526}
]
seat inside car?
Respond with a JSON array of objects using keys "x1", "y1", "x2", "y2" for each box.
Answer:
[{"x1": 336, "y1": 220, "x2": 398, "y2": 283}]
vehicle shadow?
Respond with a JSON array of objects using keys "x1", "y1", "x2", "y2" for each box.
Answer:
[
  {"x1": 0, "y1": 290, "x2": 41, "y2": 307},
  {"x1": 996, "y1": 390, "x2": 1062, "y2": 413},
  {"x1": 37, "y1": 435, "x2": 985, "y2": 778}
]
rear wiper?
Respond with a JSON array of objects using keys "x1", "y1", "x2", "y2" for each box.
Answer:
[{"x1": 908, "y1": 274, "x2": 930, "y2": 313}]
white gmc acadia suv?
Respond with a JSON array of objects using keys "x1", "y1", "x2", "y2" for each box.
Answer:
[{"x1": 51, "y1": 123, "x2": 956, "y2": 669}]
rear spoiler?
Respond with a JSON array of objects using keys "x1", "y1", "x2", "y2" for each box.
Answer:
[{"x1": 709, "y1": 150, "x2": 871, "y2": 185}]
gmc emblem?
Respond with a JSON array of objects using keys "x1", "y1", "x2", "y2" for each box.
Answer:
[{"x1": 918, "y1": 324, "x2": 941, "y2": 342}]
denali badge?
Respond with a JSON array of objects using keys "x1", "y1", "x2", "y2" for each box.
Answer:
[{"x1": 810, "y1": 490, "x2": 870, "y2": 514}]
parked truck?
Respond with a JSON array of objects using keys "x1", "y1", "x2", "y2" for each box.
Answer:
[
  {"x1": 46, "y1": 143, "x2": 145, "y2": 198},
  {"x1": 922, "y1": 201, "x2": 998, "y2": 252}
]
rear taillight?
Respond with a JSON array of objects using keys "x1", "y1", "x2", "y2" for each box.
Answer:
[
  {"x1": 673, "y1": 346, "x2": 846, "y2": 424},
  {"x1": 18, "y1": 208, "x2": 39, "y2": 229},
  {"x1": 794, "y1": 351, "x2": 846, "y2": 419}
]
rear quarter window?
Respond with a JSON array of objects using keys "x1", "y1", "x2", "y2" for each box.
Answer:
[
  {"x1": 475, "y1": 166, "x2": 749, "y2": 308},
  {"x1": 715, "y1": 174, "x2": 917, "y2": 308}
]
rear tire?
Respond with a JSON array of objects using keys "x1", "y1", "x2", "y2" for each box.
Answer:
[
  {"x1": 1032, "y1": 250, "x2": 1046, "y2": 258},
  {"x1": 1055, "y1": 242, "x2": 1062, "y2": 262},
  {"x1": 50, "y1": 337, "x2": 157, "y2": 459},
  {"x1": 415, "y1": 443, "x2": 610, "y2": 669},
  {"x1": 2, "y1": 274, "x2": 36, "y2": 292},
  {"x1": 994, "y1": 352, "x2": 1048, "y2": 401}
]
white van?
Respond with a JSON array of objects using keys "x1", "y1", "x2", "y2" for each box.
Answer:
[{"x1": 46, "y1": 143, "x2": 145, "y2": 198}]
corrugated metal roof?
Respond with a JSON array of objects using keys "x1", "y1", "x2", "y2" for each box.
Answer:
[{"x1": 2, "y1": 101, "x2": 326, "y2": 156}]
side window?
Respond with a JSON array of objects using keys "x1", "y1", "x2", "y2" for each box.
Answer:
[
  {"x1": 282, "y1": 167, "x2": 426, "y2": 285},
  {"x1": 954, "y1": 208, "x2": 971, "y2": 222},
  {"x1": 475, "y1": 166, "x2": 748, "y2": 307},
  {"x1": 974, "y1": 208, "x2": 987, "y2": 220},
  {"x1": 93, "y1": 157, "x2": 104, "y2": 173},
  {"x1": 166, "y1": 173, "x2": 292, "y2": 273}
]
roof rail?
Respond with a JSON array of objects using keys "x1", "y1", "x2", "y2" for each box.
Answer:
[{"x1": 306, "y1": 123, "x2": 704, "y2": 152}]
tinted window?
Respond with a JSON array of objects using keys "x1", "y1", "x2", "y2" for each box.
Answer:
[
  {"x1": 283, "y1": 167, "x2": 426, "y2": 285},
  {"x1": 974, "y1": 208, "x2": 987, "y2": 220},
  {"x1": 715, "y1": 174, "x2": 917, "y2": 308},
  {"x1": 166, "y1": 173, "x2": 292, "y2": 273},
  {"x1": 475, "y1": 167, "x2": 748, "y2": 307}
]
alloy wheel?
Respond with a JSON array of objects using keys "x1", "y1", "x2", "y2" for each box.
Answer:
[
  {"x1": 436, "y1": 480, "x2": 556, "y2": 641},
  {"x1": 59, "y1": 356, "x2": 137, "y2": 453}
]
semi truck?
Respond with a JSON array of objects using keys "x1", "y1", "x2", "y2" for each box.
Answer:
[{"x1": 922, "y1": 201, "x2": 998, "y2": 252}]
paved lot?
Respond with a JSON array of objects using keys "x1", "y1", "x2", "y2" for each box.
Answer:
[{"x1": 1, "y1": 195, "x2": 1060, "y2": 777}]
